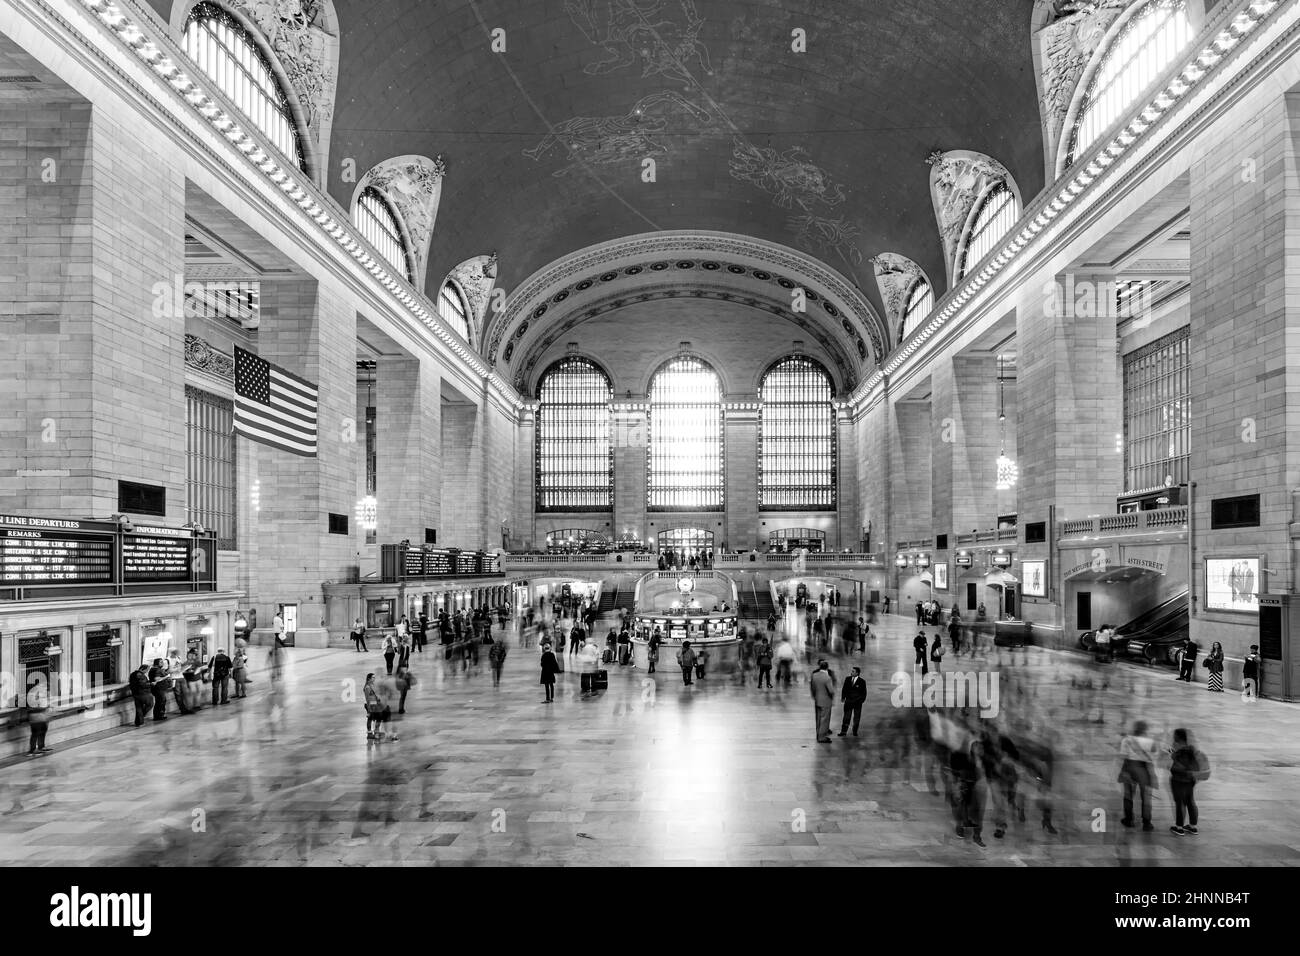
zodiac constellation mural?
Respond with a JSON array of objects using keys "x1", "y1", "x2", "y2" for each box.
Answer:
[{"x1": 565, "y1": 0, "x2": 714, "y2": 86}]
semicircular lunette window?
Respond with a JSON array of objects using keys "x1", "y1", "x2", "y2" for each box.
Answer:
[
  {"x1": 648, "y1": 356, "x2": 723, "y2": 511},
  {"x1": 354, "y1": 187, "x2": 413, "y2": 284},
  {"x1": 183, "y1": 2, "x2": 305, "y2": 170},
  {"x1": 535, "y1": 357, "x2": 613, "y2": 512},
  {"x1": 759, "y1": 356, "x2": 835, "y2": 510},
  {"x1": 437, "y1": 281, "x2": 471, "y2": 341},
  {"x1": 956, "y1": 182, "x2": 1020, "y2": 281},
  {"x1": 1066, "y1": 0, "x2": 1192, "y2": 168},
  {"x1": 900, "y1": 279, "x2": 934, "y2": 340}
]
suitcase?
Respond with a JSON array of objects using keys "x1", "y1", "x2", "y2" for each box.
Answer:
[
  {"x1": 602, "y1": 648, "x2": 615, "y2": 664},
  {"x1": 592, "y1": 669, "x2": 608, "y2": 690}
]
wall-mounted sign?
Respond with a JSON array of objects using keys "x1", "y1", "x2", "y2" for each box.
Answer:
[
  {"x1": 122, "y1": 534, "x2": 191, "y2": 582},
  {"x1": 934, "y1": 563, "x2": 949, "y2": 590},
  {"x1": 1022, "y1": 559, "x2": 1047, "y2": 597},
  {"x1": 991, "y1": 551, "x2": 1013, "y2": 568},
  {"x1": 1, "y1": 528, "x2": 113, "y2": 585},
  {"x1": 955, "y1": 551, "x2": 973, "y2": 567}
]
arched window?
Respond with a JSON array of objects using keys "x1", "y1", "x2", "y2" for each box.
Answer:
[
  {"x1": 648, "y1": 356, "x2": 723, "y2": 511},
  {"x1": 354, "y1": 187, "x2": 413, "y2": 283},
  {"x1": 1066, "y1": 0, "x2": 1192, "y2": 168},
  {"x1": 438, "y1": 281, "x2": 471, "y2": 341},
  {"x1": 956, "y1": 182, "x2": 1019, "y2": 281},
  {"x1": 535, "y1": 357, "x2": 613, "y2": 512},
  {"x1": 900, "y1": 279, "x2": 934, "y2": 339},
  {"x1": 183, "y1": 2, "x2": 305, "y2": 170},
  {"x1": 759, "y1": 357, "x2": 835, "y2": 510}
]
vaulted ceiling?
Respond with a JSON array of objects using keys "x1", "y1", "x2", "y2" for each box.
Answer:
[{"x1": 323, "y1": 0, "x2": 1045, "y2": 310}]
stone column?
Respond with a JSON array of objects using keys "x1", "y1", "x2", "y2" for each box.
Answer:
[
  {"x1": 440, "y1": 400, "x2": 483, "y2": 549},
  {"x1": 375, "y1": 356, "x2": 440, "y2": 544},
  {"x1": 247, "y1": 278, "x2": 359, "y2": 647},
  {"x1": 725, "y1": 406, "x2": 759, "y2": 552}
]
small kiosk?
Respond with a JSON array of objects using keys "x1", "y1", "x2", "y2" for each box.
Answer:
[{"x1": 631, "y1": 575, "x2": 742, "y2": 667}]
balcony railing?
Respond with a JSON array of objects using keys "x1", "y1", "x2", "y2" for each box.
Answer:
[
  {"x1": 1057, "y1": 506, "x2": 1188, "y2": 538},
  {"x1": 502, "y1": 551, "x2": 887, "y2": 571}
]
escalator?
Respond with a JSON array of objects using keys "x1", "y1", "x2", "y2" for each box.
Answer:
[{"x1": 1078, "y1": 590, "x2": 1188, "y2": 665}]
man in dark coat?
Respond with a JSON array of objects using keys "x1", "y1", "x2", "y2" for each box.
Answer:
[
  {"x1": 129, "y1": 664, "x2": 154, "y2": 727},
  {"x1": 838, "y1": 665, "x2": 867, "y2": 737},
  {"x1": 147, "y1": 658, "x2": 170, "y2": 721},
  {"x1": 210, "y1": 648, "x2": 233, "y2": 704}
]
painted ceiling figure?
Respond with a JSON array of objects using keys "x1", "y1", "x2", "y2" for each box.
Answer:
[
  {"x1": 523, "y1": 92, "x2": 710, "y2": 176},
  {"x1": 566, "y1": 0, "x2": 713, "y2": 86},
  {"x1": 730, "y1": 139, "x2": 846, "y2": 212}
]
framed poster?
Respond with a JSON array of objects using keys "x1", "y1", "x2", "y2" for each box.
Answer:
[
  {"x1": 1022, "y1": 560, "x2": 1047, "y2": 597},
  {"x1": 934, "y1": 562, "x2": 949, "y2": 590},
  {"x1": 1205, "y1": 557, "x2": 1261, "y2": 612}
]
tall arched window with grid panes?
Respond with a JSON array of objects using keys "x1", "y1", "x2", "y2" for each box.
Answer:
[
  {"x1": 647, "y1": 356, "x2": 724, "y2": 511},
  {"x1": 900, "y1": 279, "x2": 934, "y2": 341},
  {"x1": 438, "y1": 281, "x2": 471, "y2": 342},
  {"x1": 354, "y1": 187, "x2": 413, "y2": 283},
  {"x1": 956, "y1": 182, "x2": 1019, "y2": 281},
  {"x1": 1064, "y1": 0, "x2": 1192, "y2": 169},
  {"x1": 183, "y1": 2, "x2": 305, "y2": 170},
  {"x1": 759, "y1": 356, "x2": 836, "y2": 510},
  {"x1": 535, "y1": 357, "x2": 613, "y2": 512}
]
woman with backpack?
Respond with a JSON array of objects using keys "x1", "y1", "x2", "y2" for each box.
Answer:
[
  {"x1": 1204, "y1": 642, "x2": 1225, "y2": 693},
  {"x1": 1167, "y1": 728, "x2": 1208, "y2": 835}
]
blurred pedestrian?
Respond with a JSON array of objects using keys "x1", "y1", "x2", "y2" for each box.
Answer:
[
  {"x1": 25, "y1": 678, "x2": 51, "y2": 756},
  {"x1": 375, "y1": 671, "x2": 400, "y2": 741},
  {"x1": 810, "y1": 659, "x2": 835, "y2": 742},
  {"x1": 756, "y1": 638, "x2": 773, "y2": 688},
  {"x1": 489, "y1": 638, "x2": 507, "y2": 687},
  {"x1": 363, "y1": 673, "x2": 383, "y2": 739},
  {"x1": 1118, "y1": 720, "x2": 1156, "y2": 831},
  {"x1": 775, "y1": 637, "x2": 795, "y2": 687}
]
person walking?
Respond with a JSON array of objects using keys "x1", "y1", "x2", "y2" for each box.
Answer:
[
  {"x1": 1205, "y1": 642, "x2": 1225, "y2": 693},
  {"x1": 382, "y1": 633, "x2": 397, "y2": 675},
  {"x1": 395, "y1": 662, "x2": 415, "y2": 714},
  {"x1": 25, "y1": 678, "x2": 51, "y2": 756},
  {"x1": 375, "y1": 671, "x2": 400, "y2": 741},
  {"x1": 1242, "y1": 645, "x2": 1261, "y2": 702},
  {"x1": 1118, "y1": 720, "x2": 1157, "y2": 831},
  {"x1": 838, "y1": 665, "x2": 866, "y2": 737},
  {"x1": 756, "y1": 638, "x2": 774, "y2": 688},
  {"x1": 209, "y1": 647, "x2": 233, "y2": 705},
  {"x1": 148, "y1": 658, "x2": 170, "y2": 722},
  {"x1": 883, "y1": 595, "x2": 891, "y2": 615},
  {"x1": 231, "y1": 647, "x2": 250, "y2": 699},
  {"x1": 913, "y1": 631, "x2": 929, "y2": 675},
  {"x1": 948, "y1": 611, "x2": 962, "y2": 657},
  {"x1": 1167, "y1": 728, "x2": 1208, "y2": 835},
  {"x1": 489, "y1": 638, "x2": 507, "y2": 687},
  {"x1": 351, "y1": 618, "x2": 368, "y2": 653},
  {"x1": 647, "y1": 639, "x2": 659, "y2": 674},
  {"x1": 540, "y1": 643, "x2": 560, "y2": 703},
  {"x1": 915, "y1": 600, "x2": 924, "y2": 626},
  {"x1": 810, "y1": 659, "x2": 836, "y2": 743},
  {"x1": 775, "y1": 636, "x2": 795, "y2": 687},
  {"x1": 930, "y1": 633, "x2": 945, "y2": 674},
  {"x1": 677, "y1": 641, "x2": 697, "y2": 686},
  {"x1": 129, "y1": 663, "x2": 154, "y2": 727}
]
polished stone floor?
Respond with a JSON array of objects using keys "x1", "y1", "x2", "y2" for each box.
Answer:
[{"x1": 0, "y1": 608, "x2": 1296, "y2": 867}]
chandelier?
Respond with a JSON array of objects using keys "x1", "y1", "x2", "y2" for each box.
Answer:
[{"x1": 995, "y1": 353, "x2": 1018, "y2": 491}]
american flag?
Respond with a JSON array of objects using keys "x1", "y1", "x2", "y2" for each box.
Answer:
[{"x1": 234, "y1": 346, "x2": 318, "y2": 457}]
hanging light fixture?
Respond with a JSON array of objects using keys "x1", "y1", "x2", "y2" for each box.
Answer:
[{"x1": 995, "y1": 354, "x2": 1018, "y2": 490}]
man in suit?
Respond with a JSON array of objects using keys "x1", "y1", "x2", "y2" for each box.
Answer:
[
  {"x1": 838, "y1": 666, "x2": 867, "y2": 737},
  {"x1": 1178, "y1": 637, "x2": 1199, "y2": 682},
  {"x1": 810, "y1": 659, "x2": 836, "y2": 742}
]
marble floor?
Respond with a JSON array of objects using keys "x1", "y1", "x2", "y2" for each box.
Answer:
[{"x1": 0, "y1": 610, "x2": 1296, "y2": 867}]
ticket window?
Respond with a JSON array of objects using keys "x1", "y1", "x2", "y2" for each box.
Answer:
[
  {"x1": 141, "y1": 624, "x2": 177, "y2": 670},
  {"x1": 368, "y1": 601, "x2": 393, "y2": 628},
  {"x1": 186, "y1": 617, "x2": 215, "y2": 663},
  {"x1": 18, "y1": 629, "x2": 68, "y2": 707},
  {"x1": 86, "y1": 625, "x2": 126, "y2": 690}
]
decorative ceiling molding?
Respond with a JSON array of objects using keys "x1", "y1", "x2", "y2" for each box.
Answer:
[
  {"x1": 871, "y1": 253, "x2": 928, "y2": 343},
  {"x1": 172, "y1": 0, "x2": 340, "y2": 189},
  {"x1": 486, "y1": 231, "x2": 888, "y2": 372},
  {"x1": 1033, "y1": 1, "x2": 1129, "y2": 183},
  {"x1": 354, "y1": 154, "x2": 445, "y2": 290},
  {"x1": 509, "y1": 282, "x2": 859, "y2": 395},
  {"x1": 927, "y1": 149, "x2": 1012, "y2": 288},
  {"x1": 447, "y1": 253, "x2": 497, "y2": 349},
  {"x1": 184, "y1": 332, "x2": 234, "y2": 380}
]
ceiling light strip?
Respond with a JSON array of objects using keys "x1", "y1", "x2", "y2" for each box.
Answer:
[
  {"x1": 851, "y1": 0, "x2": 1281, "y2": 407},
  {"x1": 74, "y1": 0, "x2": 524, "y2": 411}
]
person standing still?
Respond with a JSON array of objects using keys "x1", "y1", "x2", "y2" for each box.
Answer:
[
  {"x1": 677, "y1": 641, "x2": 697, "y2": 686},
  {"x1": 756, "y1": 639, "x2": 774, "y2": 688},
  {"x1": 1178, "y1": 637, "x2": 1199, "y2": 682},
  {"x1": 209, "y1": 647, "x2": 232, "y2": 705},
  {"x1": 25, "y1": 678, "x2": 51, "y2": 756},
  {"x1": 148, "y1": 658, "x2": 170, "y2": 721},
  {"x1": 883, "y1": 595, "x2": 891, "y2": 615},
  {"x1": 352, "y1": 618, "x2": 368, "y2": 653},
  {"x1": 810, "y1": 659, "x2": 835, "y2": 743},
  {"x1": 129, "y1": 664, "x2": 154, "y2": 727},
  {"x1": 382, "y1": 633, "x2": 397, "y2": 675},
  {"x1": 1242, "y1": 645, "x2": 1261, "y2": 702},
  {"x1": 913, "y1": 632, "x2": 929, "y2": 676},
  {"x1": 539, "y1": 644, "x2": 560, "y2": 703},
  {"x1": 838, "y1": 666, "x2": 866, "y2": 737}
]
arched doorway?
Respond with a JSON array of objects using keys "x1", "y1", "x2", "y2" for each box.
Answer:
[{"x1": 656, "y1": 528, "x2": 715, "y2": 565}]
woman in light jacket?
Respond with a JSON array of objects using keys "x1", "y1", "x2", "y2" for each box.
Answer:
[{"x1": 1117, "y1": 720, "x2": 1157, "y2": 830}]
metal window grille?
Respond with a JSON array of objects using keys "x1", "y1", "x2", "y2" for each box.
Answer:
[
  {"x1": 1067, "y1": 0, "x2": 1192, "y2": 167},
  {"x1": 535, "y1": 357, "x2": 613, "y2": 511},
  {"x1": 901, "y1": 280, "x2": 934, "y2": 339},
  {"x1": 186, "y1": 385, "x2": 237, "y2": 549},
  {"x1": 957, "y1": 183, "x2": 1019, "y2": 280},
  {"x1": 438, "y1": 282, "x2": 471, "y2": 341},
  {"x1": 355, "y1": 188, "x2": 413, "y2": 283},
  {"x1": 647, "y1": 357, "x2": 724, "y2": 511},
  {"x1": 183, "y1": 2, "x2": 305, "y2": 170},
  {"x1": 759, "y1": 357, "x2": 836, "y2": 510},
  {"x1": 1123, "y1": 326, "x2": 1190, "y2": 492}
]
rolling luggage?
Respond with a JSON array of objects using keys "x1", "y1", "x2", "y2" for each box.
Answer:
[
  {"x1": 592, "y1": 669, "x2": 608, "y2": 690},
  {"x1": 602, "y1": 648, "x2": 615, "y2": 664}
]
